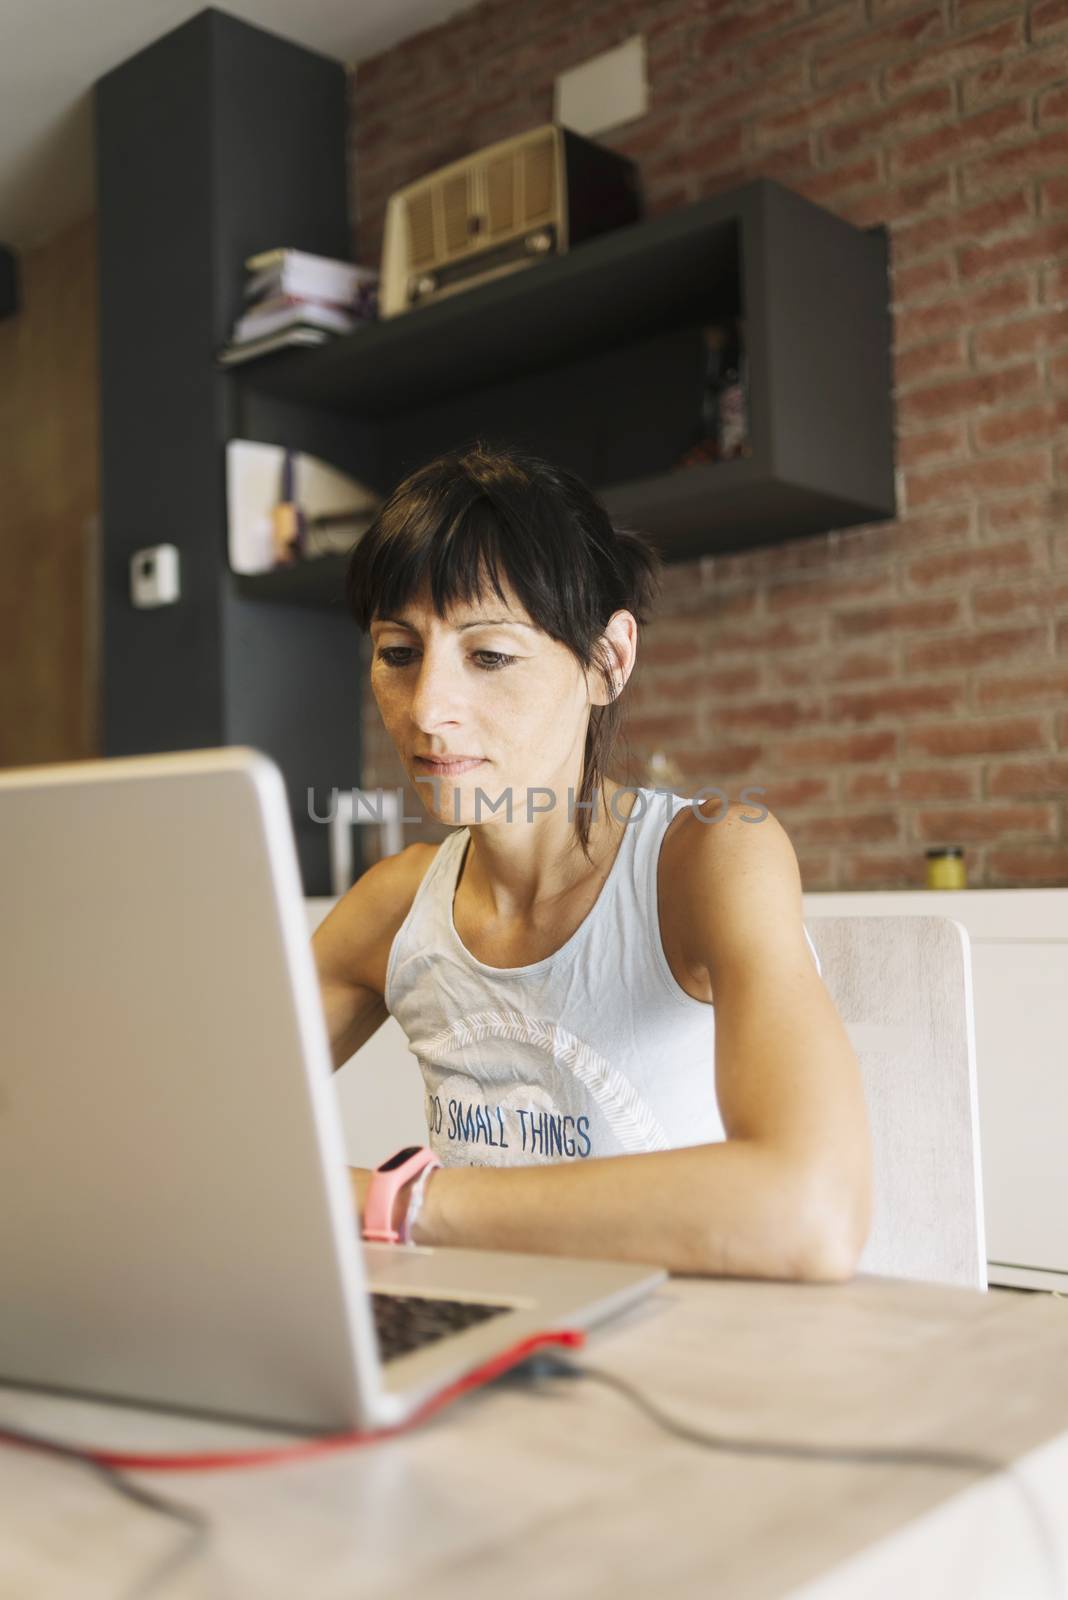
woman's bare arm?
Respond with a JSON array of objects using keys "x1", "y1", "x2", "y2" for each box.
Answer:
[{"x1": 312, "y1": 844, "x2": 433, "y2": 1071}]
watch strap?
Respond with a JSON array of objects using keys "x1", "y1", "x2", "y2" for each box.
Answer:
[{"x1": 362, "y1": 1146, "x2": 441, "y2": 1244}]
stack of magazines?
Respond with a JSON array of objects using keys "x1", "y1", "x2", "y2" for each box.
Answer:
[{"x1": 219, "y1": 248, "x2": 379, "y2": 366}]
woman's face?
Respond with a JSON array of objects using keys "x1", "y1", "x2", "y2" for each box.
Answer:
[{"x1": 369, "y1": 575, "x2": 613, "y2": 828}]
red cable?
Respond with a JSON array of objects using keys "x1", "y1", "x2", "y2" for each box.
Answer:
[{"x1": 0, "y1": 1328, "x2": 586, "y2": 1474}]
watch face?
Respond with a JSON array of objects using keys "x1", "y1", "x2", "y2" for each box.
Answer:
[{"x1": 378, "y1": 1145, "x2": 422, "y2": 1172}]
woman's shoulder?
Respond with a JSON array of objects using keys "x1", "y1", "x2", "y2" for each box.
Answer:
[
  {"x1": 662, "y1": 797, "x2": 798, "y2": 896},
  {"x1": 660, "y1": 798, "x2": 808, "y2": 985},
  {"x1": 392, "y1": 835, "x2": 454, "y2": 905}
]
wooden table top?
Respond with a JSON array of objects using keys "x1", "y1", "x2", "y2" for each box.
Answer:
[{"x1": 3, "y1": 1273, "x2": 1068, "y2": 1600}]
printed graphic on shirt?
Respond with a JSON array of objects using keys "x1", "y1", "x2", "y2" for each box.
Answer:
[
  {"x1": 418, "y1": 1008, "x2": 672, "y2": 1166},
  {"x1": 426, "y1": 1075, "x2": 588, "y2": 1167}
]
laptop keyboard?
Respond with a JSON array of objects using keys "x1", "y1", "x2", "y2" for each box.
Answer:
[{"x1": 369, "y1": 1290, "x2": 513, "y2": 1363}]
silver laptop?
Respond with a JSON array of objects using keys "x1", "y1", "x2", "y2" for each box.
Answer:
[{"x1": 0, "y1": 747, "x2": 665, "y2": 1434}]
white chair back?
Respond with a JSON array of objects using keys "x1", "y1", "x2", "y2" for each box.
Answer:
[{"x1": 804, "y1": 915, "x2": 987, "y2": 1290}]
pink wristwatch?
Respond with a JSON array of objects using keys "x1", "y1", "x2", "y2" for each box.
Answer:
[{"x1": 362, "y1": 1145, "x2": 442, "y2": 1244}]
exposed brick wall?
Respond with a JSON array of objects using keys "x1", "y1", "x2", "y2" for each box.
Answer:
[{"x1": 348, "y1": 0, "x2": 1068, "y2": 888}]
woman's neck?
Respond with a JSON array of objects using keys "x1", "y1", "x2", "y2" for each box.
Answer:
[{"x1": 457, "y1": 778, "x2": 639, "y2": 925}]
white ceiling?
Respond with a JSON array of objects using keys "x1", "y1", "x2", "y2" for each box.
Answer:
[{"x1": 0, "y1": 0, "x2": 473, "y2": 250}]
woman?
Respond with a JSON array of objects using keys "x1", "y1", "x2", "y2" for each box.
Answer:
[{"x1": 313, "y1": 442, "x2": 872, "y2": 1280}]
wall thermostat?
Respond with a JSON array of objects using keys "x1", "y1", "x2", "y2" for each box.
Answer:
[{"x1": 130, "y1": 544, "x2": 181, "y2": 608}]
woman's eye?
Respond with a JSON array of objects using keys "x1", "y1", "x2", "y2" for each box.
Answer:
[
  {"x1": 473, "y1": 651, "x2": 516, "y2": 670},
  {"x1": 376, "y1": 648, "x2": 516, "y2": 671}
]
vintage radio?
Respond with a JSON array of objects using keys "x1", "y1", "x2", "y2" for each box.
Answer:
[{"x1": 379, "y1": 124, "x2": 642, "y2": 318}]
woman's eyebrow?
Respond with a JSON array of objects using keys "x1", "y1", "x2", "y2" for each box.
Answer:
[{"x1": 376, "y1": 616, "x2": 536, "y2": 632}]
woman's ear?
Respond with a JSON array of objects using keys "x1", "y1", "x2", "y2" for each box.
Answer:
[{"x1": 603, "y1": 610, "x2": 638, "y2": 700}]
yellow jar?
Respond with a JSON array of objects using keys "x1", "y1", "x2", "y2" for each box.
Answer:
[{"x1": 925, "y1": 847, "x2": 966, "y2": 890}]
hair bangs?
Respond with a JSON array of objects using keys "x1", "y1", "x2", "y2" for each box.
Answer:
[{"x1": 346, "y1": 451, "x2": 593, "y2": 659}]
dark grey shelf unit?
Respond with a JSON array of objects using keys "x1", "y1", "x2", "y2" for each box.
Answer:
[
  {"x1": 95, "y1": 8, "x2": 366, "y2": 893},
  {"x1": 236, "y1": 203, "x2": 741, "y2": 416},
  {"x1": 232, "y1": 177, "x2": 896, "y2": 596},
  {"x1": 235, "y1": 552, "x2": 354, "y2": 609}
]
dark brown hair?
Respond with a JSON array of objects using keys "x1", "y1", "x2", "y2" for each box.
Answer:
[{"x1": 344, "y1": 441, "x2": 663, "y2": 863}]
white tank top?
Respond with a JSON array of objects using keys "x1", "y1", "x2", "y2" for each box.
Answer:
[{"x1": 385, "y1": 787, "x2": 822, "y2": 1169}]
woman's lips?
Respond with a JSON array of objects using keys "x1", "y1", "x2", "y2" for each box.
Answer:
[{"x1": 414, "y1": 757, "x2": 486, "y2": 776}]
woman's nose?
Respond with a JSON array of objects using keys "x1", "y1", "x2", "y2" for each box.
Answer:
[{"x1": 409, "y1": 652, "x2": 465, "y2": 727}]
